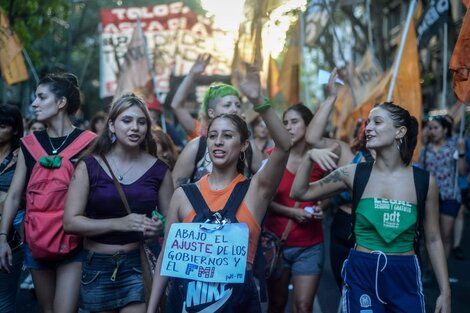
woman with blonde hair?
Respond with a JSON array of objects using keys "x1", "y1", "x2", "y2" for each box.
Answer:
[{"x1": 63, "y1": 94, "x2": 173, "y2": 313}]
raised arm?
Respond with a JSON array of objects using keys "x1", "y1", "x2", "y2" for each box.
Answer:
[
  {"x1": 238, "y1": 66, "x2": 292, "y2": 222},
  {"x1": 305, "y1": 68, "x2": 338, "y2": 148},
  {"x1": 171, "y1": 54, "x2": 211, "y2": 134},
  {"x1": 423, "y1": 176, "x2": 451, "y2": 313},
  {"x1": 291, "y1": 148, "x2": 351, "y2": 202},
  {"x1": 249, "y1": 139, "x2": 263, "y2": 173}
]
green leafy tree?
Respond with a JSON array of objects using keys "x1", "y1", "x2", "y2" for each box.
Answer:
[
  {"x1": 0, "y1": 0, "x2": 69, "y2": 63},
  {"x1": 1, "y1": 0, "x2": 206, "y2": 117}
]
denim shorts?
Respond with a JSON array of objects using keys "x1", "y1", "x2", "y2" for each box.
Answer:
[
  {"x1": 79, "y1": 249, "x2": 145, "y2": 312},
  {"x1": 282, "y1": 243, "x2": 324, "y2": 276},
  {"x1": 23, "y1": 241, "x2": 84, "y2": 270},
  {"x1": 439, "y1": 199, "x2": 461, "y2": 217}
]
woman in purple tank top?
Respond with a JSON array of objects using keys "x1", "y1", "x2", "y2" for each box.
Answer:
[{"x1": 64, "y1": 94, "x2": 173, "y2": 313}]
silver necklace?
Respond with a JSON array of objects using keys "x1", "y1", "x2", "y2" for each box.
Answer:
[
  {"x1": 48, "y1": 128, "x2": 74, "y2": 154},
  {"x1": 111, "y1": 156, "x2": 136, "y2": 181}
]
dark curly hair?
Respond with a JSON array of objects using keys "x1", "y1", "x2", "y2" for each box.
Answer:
[
  {"x1": 39, "y1": 72, "x2": 81, "y2": 115},
  {"x1": 207, "y1": 114, "x2": 250, "y2": 174},
  {"x1": 0, "y1": 104, "x2": 23, "y2": 150}
]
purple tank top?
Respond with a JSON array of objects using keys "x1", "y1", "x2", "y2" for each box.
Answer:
[{"x1": 83, "y1": 155, "x2": 168, "y2": 245}]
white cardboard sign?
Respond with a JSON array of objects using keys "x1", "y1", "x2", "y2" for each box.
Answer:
[{"x1": 161, "y1": 223, "x2": 249, "y2": 283}]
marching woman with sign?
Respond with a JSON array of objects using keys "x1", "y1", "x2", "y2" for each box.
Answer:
[
  {"x1": 0, "y1": 73, "x2": 96, "y2": 313},
  {"x1": 63, "y1": 94, "x2": 173, "y2": 313},
  {"x1": 146, "y1": 68, "x2": 292, "y2": 313},
  {"x1": 291, "y1": 102, "x2": 451, "y2": 313}
]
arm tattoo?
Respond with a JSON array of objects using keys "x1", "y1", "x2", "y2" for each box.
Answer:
[
  {"x1": 175, "y1": 177, "x2": 190, "y2": 188},
  {"x1": 319, "y1": 168, "x2": 348, "y2": 187}
]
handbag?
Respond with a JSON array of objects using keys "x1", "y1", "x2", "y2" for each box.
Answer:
[
  {"x1": 102, "y1": 156, "x2": 156, "y2": 303},
  {"x1": 262, "y1": 202, "x2": 298, "y2": 280}
]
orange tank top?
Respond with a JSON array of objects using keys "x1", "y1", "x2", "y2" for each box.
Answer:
[{"x1": 183, "y1": 174, "x2": 261, "y2": 264}]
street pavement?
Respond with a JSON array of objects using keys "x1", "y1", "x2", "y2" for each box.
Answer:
[{"x1": 15, "y1": 210, "x2": 470, "y2": 312}]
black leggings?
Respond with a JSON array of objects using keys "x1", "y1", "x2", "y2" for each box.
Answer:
[{"x1": 330, "y1": 209, "x2": 354, "y2": 290}]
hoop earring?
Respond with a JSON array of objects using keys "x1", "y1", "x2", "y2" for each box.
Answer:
[
  {"x1": 396, "y1": 138, "x2": 403, "y2": 152},
  {"x1": 111, "y1": 132, "x2": 117, "y2": 144},
  {"x1": 239, "y1": 150, "x2": 246, "y2": 162}
]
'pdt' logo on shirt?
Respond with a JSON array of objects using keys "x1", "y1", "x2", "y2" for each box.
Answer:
[{"x1": 383, "y1": 211, "x2": 401, "y2": 229}]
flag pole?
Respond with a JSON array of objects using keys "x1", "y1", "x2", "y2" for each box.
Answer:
[
  {"x1": 387, "y1": 0, "x2": 417, "y2": 101},
  {"x1": 300, "y1": 11, "x2": 311, "y2": 109},
  {"x1": 22, "y1": 49, "x2": 39, "y2": 84},
  {"x1": 366, "y1": 0, "x2": 375, "y2": 55},
  {"x1": 454, "y1": 103, "x2": 466, "y2": 198},
  {"x1": 138, "y1": 17, "x2": 167, "y2": 132},
  {"x1": 441, "y1": 22, "x2": 448, "y2": 109}
]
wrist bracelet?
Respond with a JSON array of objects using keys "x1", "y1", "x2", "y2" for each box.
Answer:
[
  {"x1": 253, "y1": 96, "x2": 271, "y2": 113},
  {"x1": 0, "y1": 233, "x2": 7, "y2": 237},
  {"x1": 459, "y1": 153, "x2": 466, "y2": 158}
]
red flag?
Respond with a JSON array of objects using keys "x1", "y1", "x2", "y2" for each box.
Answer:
[{"x1": 449, "y1": 5, "x2": 470, "y2": 103}]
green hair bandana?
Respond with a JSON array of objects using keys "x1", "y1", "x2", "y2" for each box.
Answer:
[{"x1": 200, "y1": 83, "x2": 240, "y2": 118}]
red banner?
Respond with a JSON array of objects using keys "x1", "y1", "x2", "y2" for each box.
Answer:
[{"x1": 100, "y1": 2, "x2": 233, "y2": 98}]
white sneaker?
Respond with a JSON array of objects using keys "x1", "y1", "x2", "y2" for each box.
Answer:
[{"x1": 20, "y1": 274, "x2": 34, "y2": 290}]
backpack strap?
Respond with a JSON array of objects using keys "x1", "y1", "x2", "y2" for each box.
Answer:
[
  {"x1": 181, "y1": 183, "x2": 213, "y2": 223},
  {"x1": 361, "y1": 149, "x2": 374, "y2": 162},
  {"x1": 60, "y1": 131, "x2": 96, "y2": 160},
  {"x1": 218, "y1": 179, "x2": 251, "y2": 221},
  {"x1": 20, "y1": 131, "x2": 96, "y2": 161},
  {"x1": 412, "y1": 166, "x2": 430, "y2": 254},
  {"x1": 351, "y1": 162, "x2": 374, "y2": 212},
  {"x1": 190, "y1": 136, "x2": 207, "y2": 183},
  {"x1": 350, "y1": 162, "x2": 374, "y2": 243},
  {"x1": 182, "y1": 179, "x2": 251, "y2": 223},
  {"x1": 21, "y1": 134, "x2": 48, "y2": 161}
]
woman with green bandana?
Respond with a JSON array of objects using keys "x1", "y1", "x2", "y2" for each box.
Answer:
[{"x1": 291, "y1": 102, "x2": 450, "y2": 313}]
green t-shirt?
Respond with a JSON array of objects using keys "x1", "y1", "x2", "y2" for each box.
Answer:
[{"x1": 355, "y1": 198, "x2": 417, "y2": 253}]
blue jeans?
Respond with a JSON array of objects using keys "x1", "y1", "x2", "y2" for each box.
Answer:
[{"x1": 0, "y1": 247, "x2": 24, "y2": 313}]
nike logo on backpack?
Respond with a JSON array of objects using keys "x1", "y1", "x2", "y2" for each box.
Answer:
[{"x1": 182, "y1": 287, "x2": 233, "y2": 313}]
